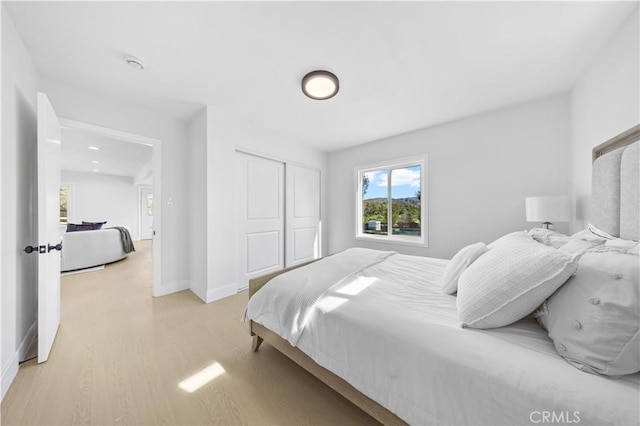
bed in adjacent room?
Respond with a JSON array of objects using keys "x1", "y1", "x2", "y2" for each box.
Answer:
[
  {"x1": 61, "y1": 223, "x2": 136, "y2": 272},
  {"x1": 245, "y1": 131, "x2": 639, "y2": 425}
]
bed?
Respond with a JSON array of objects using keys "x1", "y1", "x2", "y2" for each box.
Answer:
[
  {"x1": 245, "y1": 128, "x2": 639, "y2": 425},
  {"x1": 61, "y1": 226, "x2": 134, "y2": 272}
]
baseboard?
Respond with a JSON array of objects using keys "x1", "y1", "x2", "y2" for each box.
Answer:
[
  {"x1": 154, "y1": 280, "x2": 190, "y2": 297},
  {"x1": 1, "y1": 319, "x2": 37, "y2": 402},
  {"x1": 18, "y1": 320, "x2": 38, "y2": 362},
  {"x1": 189, "y1": 281, "x2": 207, "y2": 303},
  {"x1": 154, "y1": 280, "x2": 238, "y2": 303},
  {"x1": 206, "y1": 283, "x2": 238, "y2": 303},
  {"x1": 1, "y1": 352, "x2": 19, "y2": 402}
]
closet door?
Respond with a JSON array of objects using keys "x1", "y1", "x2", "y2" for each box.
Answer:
[
  {"x1": 236, "y1": 153, "x2": 285, "y2": 290},
  {"x1": 285, "y1": 165, "x2": 321, "y2": 267}
]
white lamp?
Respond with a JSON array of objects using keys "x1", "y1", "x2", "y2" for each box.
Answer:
[{"x1": 525, "y1": 196, "x2": 571, "y2": 229}]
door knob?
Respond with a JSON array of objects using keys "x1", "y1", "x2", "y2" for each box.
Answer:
[
  {"x1": 23, "y1": 243, "x2": 62, "y2": 254},
  {"x1": 48, "y1": 243, "x2": 62, "y2": 252},
  {"x1": 23, "y1": 245, "x2": 44, "y2": 254}
]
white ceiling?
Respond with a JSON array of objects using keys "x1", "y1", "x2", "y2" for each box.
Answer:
[
  {"x1": 5, "y1": 1, "x2": 637, "y2": 152},
  {"x1": 61, "y1": 127, "x2": 153, "y2": 179}
]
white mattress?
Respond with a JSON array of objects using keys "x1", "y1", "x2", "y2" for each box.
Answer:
[{"x1": 246, "y1": 249, "x2": 640, "y2": 425}]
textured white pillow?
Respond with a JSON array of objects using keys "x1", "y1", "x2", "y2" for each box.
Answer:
[
  {"x1": 441, "y1": 243, "x2": 488, "y2": 295},
  {"x1": 486, "y1": 231, "x2": 524, "y2": 249},
  {"x1": 457, "y1": 232, "x2": 579, "y2": 329},
  {"x1": 536, "y1": 251, "x2": 639, "y2": 376}
]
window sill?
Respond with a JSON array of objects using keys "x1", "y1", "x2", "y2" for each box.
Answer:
[{"x1": 355, "y1": 235, "x2": 428, "y2": 248}]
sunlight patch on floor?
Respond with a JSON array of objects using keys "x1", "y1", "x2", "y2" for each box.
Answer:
[{"x1": 178, "y1": 362, "x2": 226, "y2": 393}]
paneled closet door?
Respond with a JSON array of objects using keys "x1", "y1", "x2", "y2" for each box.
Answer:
[
  {"x1": 236, "y1": 153, "x2": 285, "y2": 290},
  {"x1": 285, "y1": 165, "x2": 321, "y2": 267}
]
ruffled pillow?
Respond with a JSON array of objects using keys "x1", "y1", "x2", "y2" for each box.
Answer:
[{"x1": 528, "y1": 228, "x2": 571, "y2": 248}]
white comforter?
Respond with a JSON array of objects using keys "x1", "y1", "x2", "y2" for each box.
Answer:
[{"x1": 245, "y1": 248, "x2": 640, "y2": 425}]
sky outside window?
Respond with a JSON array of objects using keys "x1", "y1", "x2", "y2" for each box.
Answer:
[{"x1": 363, "y1": 165, "x2": 421, "y2": 199}]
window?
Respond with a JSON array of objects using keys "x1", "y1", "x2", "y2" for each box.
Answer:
[
  {"x1": 60, "y1": 186, "x2": 68, "y2": 224},
  {"x1": 60, "y1": 182, "x2": 75, "y2": 224},
  {"x1": 355, "y1": 156, "x2": 427, "y2": 246}
]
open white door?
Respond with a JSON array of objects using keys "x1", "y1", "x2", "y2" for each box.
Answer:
[{"x1": 36, "y1": 92, "x2": 62, "y2": 363}]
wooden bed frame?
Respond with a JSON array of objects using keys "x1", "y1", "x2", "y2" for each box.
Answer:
[
  {"x1": 248, "y1": 262, "x2": 407, "y2": 426},
  {"x1": 248, "y1": 124, "x2": 639, "y2": 426}
]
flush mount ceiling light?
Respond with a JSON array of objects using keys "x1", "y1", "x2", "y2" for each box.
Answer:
[
  {"x1": 88, "y1": 146, "x2": 100, "y2": 151},
  {"x1": 124, "y1": 55, "x2": 145, "y2": 71},
  {"x1": 302, "y1": 70, "x2": 339, "y2": 100}
]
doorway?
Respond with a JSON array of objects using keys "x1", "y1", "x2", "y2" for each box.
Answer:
[
  {"x1": 59, "y1": 118, "x2": 162, "y2": 296},
  {"x1": 138, "y1": 187, "x2": 153, "y2": 240}
]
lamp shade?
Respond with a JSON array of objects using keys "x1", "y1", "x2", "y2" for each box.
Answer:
[{"x1": 525, "y1": 196, "x2": 571, "y2": 223}]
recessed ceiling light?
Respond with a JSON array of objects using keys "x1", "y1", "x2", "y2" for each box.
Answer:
[
  {"x1": 91, "y1": 160, "x2": 100, "y2": 164},
  {"x1": 302, "y1": 70, "x2": 339, "y2": 100},
  {"x1": 88, "y1": 146, "x2": 100, "y2": 151},
  {"x1": 124, "y1": 55, "x2": 145, "y2": 71}
]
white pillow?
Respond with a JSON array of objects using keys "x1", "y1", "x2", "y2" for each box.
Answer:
[
  {"x1": 572, "y1": 225, "x2": 639, "y2": 254},
  {"x1": 457, "y1": 232, "x2": 579, "y2": 329},
  {"x1": 536, "y1": 251, "x2": 639, "y2": 376},
  {"x1": 528, "y1": 227, "x2": 571, "y2": 248},
  {"x1": 558, "y1": 238, "x2": 602, "y2": 255},
  {"x1": 441, "y1": 243, "x2": 488, "y2": 295},
  {"x1": 588, "y1": 223, "x2": 616, "y2": 239},
  {"x1": 486, "y1": 231, "x2": 523, "y2": 249}
]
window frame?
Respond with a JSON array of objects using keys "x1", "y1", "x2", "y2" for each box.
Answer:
[
  {"x1": 60, "y1": 182, "x2": 76, "y2": 225},
  {"x1": 354, "y1": 155, "x2": 428, "y2": 247}
]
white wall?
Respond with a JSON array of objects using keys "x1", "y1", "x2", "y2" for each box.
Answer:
[
  {"x1": 188, "y1": 108, "x2": 208, "y2": 302},
  {"x1": 39, "y1": 77, "x2": 192, "y2": 296},
  {"x1": 196, "y1": 106, "x2": 328, "y2": 302},
  {"x1": 570, "y1": 9, "x2": 640, "y2": 233},
  {"x1": 61, "y1": 170, "x2": 140, "y2": 240},
  {"x1": 328, "y1": 95, "x2": 571, "y2": 259},
  {"x1": 1, "y1": 10, "x2": 39, "y2": 399}
]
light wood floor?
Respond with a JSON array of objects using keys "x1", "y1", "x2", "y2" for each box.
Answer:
[{"x1": 1, "y1": 241, "x2": 377, "y2": 425}]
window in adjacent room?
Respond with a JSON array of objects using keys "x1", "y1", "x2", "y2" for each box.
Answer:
[
  {"x1": 59, "y1": 186, "x2": 68, "y2": 224},
  {"x1": 59, "y1": 182, "x2": 75, "y2": 224},
  {"x1": 355, "y1": 155, "x2": 427, "y2": 246}
]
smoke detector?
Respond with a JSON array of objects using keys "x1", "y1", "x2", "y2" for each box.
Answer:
[{"x1": 124, "y1": 55, "x2": 145, "y2": 71}]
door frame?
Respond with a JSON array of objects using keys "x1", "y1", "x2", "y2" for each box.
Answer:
[{"x1": 59, "y1": 118, "x2": 163, "y2": 296}]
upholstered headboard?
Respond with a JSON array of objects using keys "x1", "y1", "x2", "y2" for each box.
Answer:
[{"x1": 591, "y1": 134, "x2": 639, "y2": 241}]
